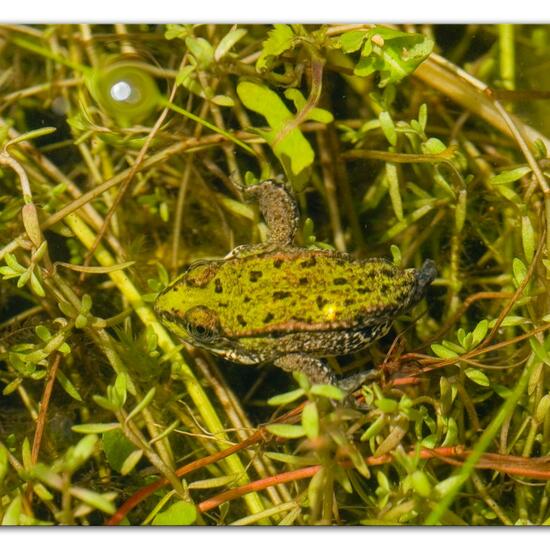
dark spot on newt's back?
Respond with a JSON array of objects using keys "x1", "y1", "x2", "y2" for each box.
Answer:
[
  {"x1": 273, "y1": 291, "x2": 292, "y2": 300},
  {"x1": 263, "y1": 312, "x2": 274, "y2": 323},
  {"x1": 300, "y1": 256, "x2": 317, "y2": 268},
  {"x1": 236, "y1": 314, "x2": 247, "y2": 327},
  {"x1": 249, "y1": 270, "x2": 262, "y2": 282},
  {"x1": 214, "y1": 278, "x2": 223, "y2": 293},
  {"x1": 299, "y1": 277, "x2": 309, "y2": 285},
  {"x1": 333, "y1": 277, "x2": 347, "y2": 285},
  {"x1": 273, "y1": 259, "x2": 284, "y2": 268},
  {"x1": 316, "y1": 295, "x2": 328, "y2": 309}
]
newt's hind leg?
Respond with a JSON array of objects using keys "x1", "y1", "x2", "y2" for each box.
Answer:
[{"x1": 243, "y1": 179, "x2": 299, "y2": 247}]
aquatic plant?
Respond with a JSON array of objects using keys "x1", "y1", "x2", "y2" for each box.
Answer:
[{"x1": 0, "y1": 24, "x2": 549, "y2": 526}]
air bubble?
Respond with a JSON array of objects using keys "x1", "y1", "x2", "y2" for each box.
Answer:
[
  {"x1": 110, "y1": 80, "x2": 133, "y2": 102},
  {"x1": 88, "y1": 59, "x2": 160, "y2": 126}
]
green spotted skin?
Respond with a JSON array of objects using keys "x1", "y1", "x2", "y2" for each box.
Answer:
[
  {"x1": 154, "y1": 179, "x2": 436, "y2": 384},
  {"x1": 155, "y1": 247, "x2": 431, "y2": 364}
]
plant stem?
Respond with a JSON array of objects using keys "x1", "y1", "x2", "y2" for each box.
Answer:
[{"x1": 498, "y1": 24, "x2": 515, "y2": 91}]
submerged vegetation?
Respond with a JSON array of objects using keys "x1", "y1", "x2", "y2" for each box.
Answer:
[{"x1": 0, "y1": 23, "x2": 549, "y2": 526}]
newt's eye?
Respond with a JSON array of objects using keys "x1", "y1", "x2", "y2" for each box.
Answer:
[{"x1": 184, "y1": 306, "x2": 221, "y2": 343}]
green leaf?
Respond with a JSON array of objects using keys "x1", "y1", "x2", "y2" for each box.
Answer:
[
  {"x1": 237, "y1": 80, "x2": 314, "y2": 184},
  {"x1": 488, "y1": 315, "x2": 528, "y2": 328},
  {"x1": 379, "y1": 111, "x2": 397, "y2": 146},
  {"x1": 292, "y1": 371, "x2": 311, "y2": 391},
  {"x1": 354, "y1": 53, "x2": 378, "y2": 78},
  {"x1": 464, "y1": 368, "x2": 490, "y2": 387},
  {"x1": 535, "y1": 394, "x2": 550, "y2": 424},
  {"x1": 31, "y1": 463, "x2": 63, "y2": 491},
  {"x1": 22, "y1": 437, "x2": 32, "y2": 470},
  {"x1": 390, "y1": 244, "x2": 402, "y2": 266},
  {"x1": 512, "y1": 257, "x2": 528, "y2": 288},
  {"x1": 441, "y1": 340, "x2": 465, "y2": 354},
  {"x1": 308, "y1": 467, "x2": 325, "y2": 514},
  {"x1": 5, "y1": 253, "x2": 25, "y2": 273},
  {"x1": 59, "y1": 342, "x2": 71, "y2": 355},
  {"x1": 185, "y1": 37, "x2": 214, "y2": 68},
  {"x1": 164, "y1": 24, "x2": 191, "y2": 41},
  {"x1": 310, "y1": 384, "x2": 346, "y2": 401},
  {"x1": 176, "y1": 66, "x2": 203, "y2": 96},
  {"x1": 17, "y1": 268, "x2": 32, "y2": 288},
  {"x1": 72, "y1": 422, "x2": 120, "y2": 434},
  {"x1": 35, "y1": 325, "x2": 51, "y2": 342},
  {"x1": 456, "y1": 328, "x2": 466, "y2": 349},
  {"x1": 102, "y1": 429, "x2": 137, "y2": 474},
  {"x1": 421, "y1": 434, "x2": 438, "y2": 449},
  {"x1": 56, "y1": 369, "x2": 83, "y2": 401},
  {"x1": 418, "y1": 103, "x2": 428, "y2": 131},
  {"x1": 211, "y1": 94, "x2": 235, "y2": 107},
  {"x1": 0, "y1": 265, "x2": 19, "y2": 279},
  {"x1": 93, "y1": 394, "x2": 119, "y2": 412},
  {"x1": 72, "y1": 434, "x2": 98, "y2": 466},
  {"x1": 471, "y1": 319, "x2": 489, "y2": 347},
  {"x1": 29, "y1": 272, "x2": 45, "y2": 297},
  {"x1": 385, "y1": 162, "x2": 403, "y2": 220},
  {"x1": 339, "y1": 30, "x2": 366, "y2": 53},
  {"x1": 461, "y1": 332, "x2": 473, "y2": 351},
  {"x1": 6, "y1": 126, "x2": 57, "y2": 148},
  {"x1": 120, "y1": 449, "x2": 143, "y2": 476},
  {"x1": 2, "y1": 494, "x2": 22, "y2": 525},
  {"x1": 355, "y1": 28, "x2": 433, "y2": 87},
  {"x1": 492, "y1": 182, "x2": 522, "y2": 205},
  {"x1": 267, "y1": 388, "x2": 305, "y2": 406},
  {"x1": 410, "y1": 470, "x2": 432, "y2": 498},
  {"x1": 360, "y1": 415, "x2": 386, "y2": 441},
  {"x1": 113, "y1": 372, "x2": 128, "y2": 408},
  {"x1": 32, "y1": 483, "x2": 53, "y2": 502},
  {"x1": 69, "y1": 487, "x2": 115, "y2": 515},
  {"x1": 334, "y1": 465, "x2": 353, "y2": 494},
  {"x1": 434, "y1": 474, "x2": 462, "y2": 499},
  {"x1": 264, "y1": 452, "x2": 319, "y2": 466},
  {"x1": 375, "y1": 398, "x2": 398, "y2": 414},
  {"x1": 126, "y1": 387, "x2": 156, "y2": 422},
  {"x1": 3, "y1": 377, "x2": 22, "y2": 395},
  {"x1": 441, "y1": 417, "x2": 458, "y2": 447},
  {"x1": 266, "y1": 423, "x2": 306, "y2": 439},
  {"x1": 283, "y1": 88, "x2": 334, "y2": 124},
  {"x1": 215, "y1": 27, "x2": 247, "y2": 61},
  {"x1": 529, "y1": 337, "x2": 550, "y2": 366},
  {"x1": 187, "y1": 475, "x2": 237, "y2": 491},
  {"x1": 74, "y1": 312, "x2": 88, "y2": 329},
  {"x1": 152, "y1": 500, "x2": 197, "y2": 526},
  {"x1": 256, "y1": 24, "x2": 295, "y2": 71},
  {"x1": 489, "y1": 166, "x2": 532, "y2": 185},
  {"x1": 302, "y1": 402, "x2": 319, "y2": 439},
  {"x1": 0, "y1": 444, "x2": 8, "y2": 485},
  {"x1": 521, "y1": 215, "x2": 536, "y2": 263},
  {"x1": 431, "y1": 343, "x2": 459, "y2": 359},
  {"x1": 422, "y1": 137, "x2": 447, "y2": 154}
]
